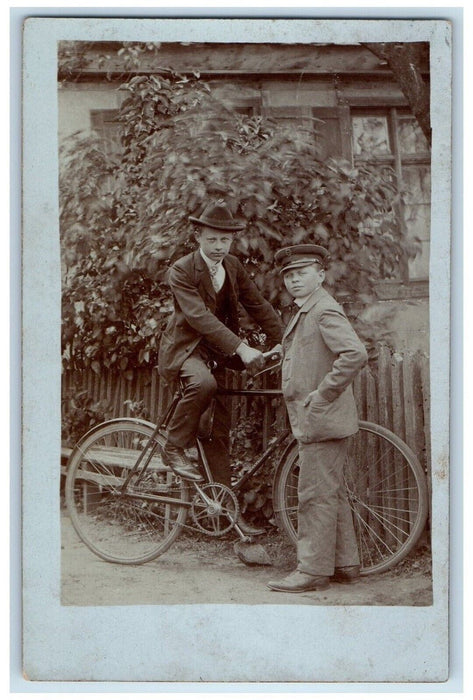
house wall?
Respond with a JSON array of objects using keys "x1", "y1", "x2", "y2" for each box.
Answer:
[
  {"x1": 58, "y1": 79, "x2": 343, "y2": 142},
  {"x1": 57, "y1": 41, "x2": 429, "y2": 79},
  {"x1": 58, "y1": 84, "x2": 122, "y2": 141},
  {"x1": 382, "y1": 299, "x2": 429, "y2": 354},
  {"x1": 57, "y1": 46, "x2": 430, "y2": 355}
]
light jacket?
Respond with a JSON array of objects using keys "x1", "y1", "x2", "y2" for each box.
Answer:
[{"x1": 282, "y1": 286, "x2": 368, "y2": 443}]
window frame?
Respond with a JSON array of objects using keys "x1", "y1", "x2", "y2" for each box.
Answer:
[
  {"x1": 349, "y1": 106, "x2": 431, "y2": 283},
  {"x1": 88, "y1": 100, "x2": 431, "y2": 285}
]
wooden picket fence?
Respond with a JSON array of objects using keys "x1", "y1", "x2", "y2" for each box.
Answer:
[
  {"x1": 352, "y1": 345, "x2": 431, "y2": 492},
  {"x1": 62, "y1": 345, "x2": 430, "y2": 484}
]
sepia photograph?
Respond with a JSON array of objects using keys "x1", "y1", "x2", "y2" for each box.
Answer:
[
  {"x1": 21, "y1": 15, "x2": 453, "y2": 684},
  {"x1": 58, "y1": 38, "x2": 433, "y2": 608}
]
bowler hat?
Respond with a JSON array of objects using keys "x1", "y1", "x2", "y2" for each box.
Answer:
[
  {"x1": 189, "y1": 200, "x2": 246, "y2": 231},
  {"x1": 275, "y1": 244, "x2": 329, "y2": 273}
]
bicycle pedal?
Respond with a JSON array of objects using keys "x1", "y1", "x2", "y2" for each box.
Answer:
[{"x1": 233, "y1": 525, "x2": 252, "y2": 543}]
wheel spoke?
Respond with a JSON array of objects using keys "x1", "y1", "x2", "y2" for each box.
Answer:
[
  {"x1": 353, "y1": 508, "x2": 397, "y2": 553},
  {"x1": 355, "y1": 512, "x2": 389, "y2": 565},
  {"x1": 65, "y1": 422, "x2": 189, "y2": 564},
  {"x1": 190, "y1": 483, "x2": 239, "y2": 536},
  {"x1": 275, "y1": 423, "x2": 428, "y2": 575},
  {"x1": 350, "y1": 498, "x2": 417, "y2": 537}
]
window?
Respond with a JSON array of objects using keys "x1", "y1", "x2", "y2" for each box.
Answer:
[
  {"x1": 90, "y1": 109, "x2": 121, "y2": 153},
  {"x1": 351, "y1": 109, "x2": 431, "y2": 281},
  {"x1": 89, "y1": 101, "x2": 431, "y2": 282},
  {"x1": 352, "y1": 115, "x2": 391, "y2": 156}
]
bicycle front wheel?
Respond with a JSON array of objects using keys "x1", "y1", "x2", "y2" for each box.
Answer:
[
  {"x1": 272, "y1": 421, "x2": 429, "y2": 575},
  {"x1": 65, "y1": 419, "x2": 189, "y2": 565}
]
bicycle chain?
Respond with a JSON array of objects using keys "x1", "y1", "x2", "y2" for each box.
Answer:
[{"x1": 132, "y1": 481, "x2": 240, "y2": 537}]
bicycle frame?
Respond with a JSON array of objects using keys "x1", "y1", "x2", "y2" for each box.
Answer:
[
  {"x1": 65, "y1": 360, "x2": 429, "y2": 570},
  {"x1": 214, "y1": 385, "x2": 290, "y2": 491},
  {"x1": 105, "y1": 361, "x2": 288, "y2": 507}
]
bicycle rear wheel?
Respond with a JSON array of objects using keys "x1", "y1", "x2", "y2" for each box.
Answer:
[
  {"x1": 272, "y1": 421, "x2": 429, "y2": 575},
  {"x1": 65, "y1": 419, "x2": 189, "y2": 564}
]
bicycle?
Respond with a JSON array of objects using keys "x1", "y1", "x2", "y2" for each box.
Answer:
[{"x1": 64, "y1": 355, "x2": 429, "y2": 575}]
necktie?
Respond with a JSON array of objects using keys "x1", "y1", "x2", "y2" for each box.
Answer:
[{"x1": 209, "y1": 265, "x2": 221, "y2": 292}]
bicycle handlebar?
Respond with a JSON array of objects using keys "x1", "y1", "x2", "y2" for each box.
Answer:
[
  {"x1": 206, "y1": 349, "x2": 282, "y2": 374},
  {"x1": 250, "y1": 350, "x2": 282, "y2": 378},
  {"x1": 262, "y1": 349, "x2": 282, "y2": 361}
]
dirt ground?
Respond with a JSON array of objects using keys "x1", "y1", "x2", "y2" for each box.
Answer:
[{"x1": 61, "y1": 512, "x2": 433, "y2": 607}]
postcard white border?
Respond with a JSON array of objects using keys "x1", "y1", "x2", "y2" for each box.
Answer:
[{"x1": 19, "y1": 12, "x2": 455, "y2": 687}]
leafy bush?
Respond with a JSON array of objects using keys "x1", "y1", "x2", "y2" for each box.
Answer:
[
  {"x1": 58, "y1": 58, "x2": 425, "y2": 526},
  {"x1": 61, "y1": 387, "x2": 152, "y2": 446},
  {"x1": 229, "y1": 373, "x2": 290, "y2": 527},
  {"x1": 230, "y1": 406, "x2": 274, "y2": 524},
  {"x1": 60, "y1": 71, "x2": 418, "y2": 372},
  {"x1": 61, "y1": 389, "x2": 112, "y2": 446}
]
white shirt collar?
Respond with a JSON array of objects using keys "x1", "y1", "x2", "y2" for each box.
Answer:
[{"x1": 199, "y1": 249, "x2": 223, "y2": 270}]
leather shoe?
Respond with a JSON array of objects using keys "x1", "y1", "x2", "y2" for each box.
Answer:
[
  {"x1": 267, "y1": 570, "x2": 330, "y2": 593},
  {"x1": 236, "y1": 515, "x2": 265, "y2": 536},
  {"x1": 161, "y1": 443, "x2": 203, "y2": 482},
  {"x1": 332, "y1": 565, "x2": 361, "y2": 583}
]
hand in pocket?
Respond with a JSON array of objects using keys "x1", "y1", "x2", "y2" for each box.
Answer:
[{"x1": 303, "y1": 390, "x2": 330, "y2": 408}]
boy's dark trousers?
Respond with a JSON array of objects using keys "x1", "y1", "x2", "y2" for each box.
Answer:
[{"x1": 165, "y1": 349, "x2": 232, "y2": 487}]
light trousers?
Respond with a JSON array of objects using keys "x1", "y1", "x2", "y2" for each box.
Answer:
[{"x1": 297, "y1": 437, "x2": 360, "y2": 576}]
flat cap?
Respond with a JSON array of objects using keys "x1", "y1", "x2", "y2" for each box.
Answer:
[{"x1": 275, "y1": 244, "x2": 329, "y2": 273}]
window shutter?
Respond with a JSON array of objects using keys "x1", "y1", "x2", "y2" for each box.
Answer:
[{"x1": 312, "y1": 106, "x2": 353, "y2": 160}]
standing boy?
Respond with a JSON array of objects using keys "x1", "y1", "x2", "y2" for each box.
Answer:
[
  {"x1": 158, "y1": 200, "x2": 283, "y2": 535},
  {"x1": 267, "y1": 244, "x2": 368, "y2": 592}
]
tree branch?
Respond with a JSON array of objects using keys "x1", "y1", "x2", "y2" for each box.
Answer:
[{"x1": 363, "y1": 42, "x2": 431, "y2": 147}]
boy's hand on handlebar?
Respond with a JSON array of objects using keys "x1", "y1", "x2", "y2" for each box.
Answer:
[
  {"x1": 265, "y1": 343, "x2": 282, "y2": 360},
  {"x1": 236, "y1": 343, "x2": 265, "y2": 373}
]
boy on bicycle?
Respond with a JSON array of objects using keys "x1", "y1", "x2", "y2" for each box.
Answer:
[
  {"x1": 158, "y1": 199, "x2": 283, "y2": 535},
  {"x1": 267, "y1": 244, "x2": 368, "y2": 592}
]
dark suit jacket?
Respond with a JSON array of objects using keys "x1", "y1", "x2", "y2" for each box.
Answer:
[{"x1": 158, "y1": 250, "x2": 283, "y2": 382}]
